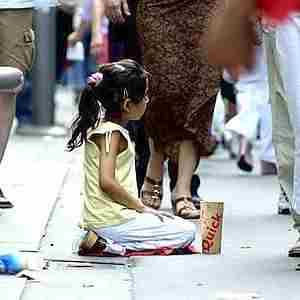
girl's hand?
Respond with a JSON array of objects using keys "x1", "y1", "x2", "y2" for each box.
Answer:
[
  {"x1": 104, "y1": 0, "x2": 131, "y2": 23},
  {"x1": 141, "y1": 206, "x2": 175, "y2": 222}
]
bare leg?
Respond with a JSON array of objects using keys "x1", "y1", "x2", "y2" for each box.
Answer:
[
  {"x1": 173, "y1": 140, "x2": 200, "y2": 219},
  {"x1": 143, "y1": 138, "x2": 164, "y2": 184},
  {"x1": 141, "y1": 138, "x2": 164, "y2": 209},
  {"x1": 175, "y1": 140, "x2": 197, "y2": 198},
  {"x1": 0, "y1": 93, "x2": 16, "y2": 208},
  {"x1": 0, "y1": 93, "x2": 16, "y2": 163}
]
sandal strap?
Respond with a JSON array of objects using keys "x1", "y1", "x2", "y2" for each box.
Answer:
[
  {"x1": 141, "y1": 190, "x2": 162, "y2": 198},
  {"x1": 173, "y1": 197, "x2": 197, "y2": 212},
  {"x1": 173, "y1": 197, "x2": 192, "y2": 205},
  {"x1": 173, "y1": 197, "x2": 188, "y2": 206},
  {"x1": 144, "y1": 176, "x2": 162, "y2": 186},
  {"x1": 177, "y1": 206, "x2": 192, "y2": 217},
  {"x1": 173, "y1": 197, "x2": 200, "y2": 219}
]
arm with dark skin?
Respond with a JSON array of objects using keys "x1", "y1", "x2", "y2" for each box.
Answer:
[
  {"x1": 205, "y1": 0, "x2": 258, "y2": 77},
  {"x1": 206, "y1": 0, "x2": 300, "y2": 77},
  {"x1": 90, "y1": 0, "x2": 105, "y2": 56},
  {"x1": 103, "y1": 0, "x2": 131, "y2": 23}
]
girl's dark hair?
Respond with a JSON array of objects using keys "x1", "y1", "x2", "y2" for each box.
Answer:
[{"x1": 66, "y1": 59, "x2": 148, "y2": 151}]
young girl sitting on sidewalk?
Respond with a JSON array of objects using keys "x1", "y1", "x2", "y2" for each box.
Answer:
[{"x1": 67, "y1": 59, "x2": 197, "y2": 256}]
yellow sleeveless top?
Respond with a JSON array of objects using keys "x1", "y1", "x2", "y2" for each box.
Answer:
[{"x1": 81, "y1": 121, "x2": 139, "y2": 230}]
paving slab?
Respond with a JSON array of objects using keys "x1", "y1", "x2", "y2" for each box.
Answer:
[
  {"x1": 132, "y1": 153, "x2": 300, "y2": 300},
  {"x1": 38, "y1": 153, "x2": 129, "y2": 267},
  {"x1": 0, "y1": 276, "x2": 27, "y2": 300},
  {"x1": 21, "y1": 266, "x2": 131, "y2": 300},
  {"x1": 0, "y1": 136, "x2": 72, "y2": 251},
  {"x1": 44, "y1": 254, "x2": 129, "y2": 266},
  {"x1": 20, "y1": 148, "x2": 133, "y2": 300}
]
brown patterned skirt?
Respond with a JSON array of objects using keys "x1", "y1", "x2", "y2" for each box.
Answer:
[{"x1": 136, "y1": 0, "x2": 222, "y2": 158}]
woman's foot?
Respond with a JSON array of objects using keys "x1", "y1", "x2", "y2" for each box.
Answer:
[
  {"x1": 141, "y1": 177, "x2": 163, "y2": 210},
  {"x1": 172, "y1": 197, "x2": 200, "y2": 219}
]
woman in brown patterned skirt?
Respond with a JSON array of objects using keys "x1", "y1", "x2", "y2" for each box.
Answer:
[
  {"x1": 135, "y1": 0, "x2": 222, "y2": 218},
  {"x1": 104, "y1": 0, "x2": 221, "y2": 219}
]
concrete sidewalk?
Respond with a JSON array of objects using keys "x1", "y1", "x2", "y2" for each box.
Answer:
[
  {"x1": 1, "y1": 133, "x2": 300, "y2": 300},
  {"x1": 132, "y1": 151, "x2": 300, "y2": 300},
  {"x1": 0, "y1": 134, "x2": 72, "y2": 251}
]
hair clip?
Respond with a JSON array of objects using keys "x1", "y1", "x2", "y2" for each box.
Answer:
[{"x1": 87, "y1": 72, "x2": 103, "y2": 87}]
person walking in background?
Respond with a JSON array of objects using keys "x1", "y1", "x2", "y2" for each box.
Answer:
[
  {"x1": 67, "y1": 60, "x2": 197, "y2": 255},
  {"x1": 56, "y1": 1, "x2": 75, "y2": 83},
  {"x1": 226, "y1": 44, "x2": 277, "y2": 175},
  {"x1": 205, "y1": 0, "x2": 300, "y2": 256},
  {"x1": 66, "y1": 0, "x2": 109, "y2": 101},
  {"x1": 68, "y1": 0, "x2": 109, "y2": 66}
]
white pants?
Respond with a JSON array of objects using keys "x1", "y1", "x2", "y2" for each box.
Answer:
[
  {"x1": 95, "y1": 213, "x2": 196, "y2": 251},
  {"x1": 225, "y1": 45, "x2": 275, "y2": 163},
  {"x1": 258, "y1": 102, "x2": 276, "y2": 163},
  {"x1": 226, "y1": 82, "x2": 276, "y2": 163},
  {"x1": 276, "y1": 18, "x2": 300, "y2": 218},
  {"x1": 264, "y1": 16, "x2": 300, "y2": 229}
]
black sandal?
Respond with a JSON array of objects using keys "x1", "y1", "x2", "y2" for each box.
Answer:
[
  {"x1": 78, "y1": 231, "x2": 107, "y2": 256},
  {"x1": 172, "y1": 197, "x2": 200, "y2": 219},
  {"x1": 141, "y1": 177, "x2": 163, "y2": 210}
]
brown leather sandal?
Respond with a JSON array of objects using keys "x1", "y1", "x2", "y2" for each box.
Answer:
[
  {"x1": 78, "y1": 231, "x2": 106, "y2": 256},
  {"x1": 172, "y1": 197, "x2": 200, "y2": 219},
  {"x1": 141, "y1": 176, "x2": 163, "y2": 210}
]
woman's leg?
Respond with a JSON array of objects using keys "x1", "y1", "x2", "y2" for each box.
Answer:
[
  {"x1": 168, "y1": 159, "x2": 201, "y2": 209},
  {"x1": 96, "y1": 213, "x2": 197, "y2": 251},
  {"x1": 175, "y1": 140, "x2": 197, "y2": 198},
  {"x1": 172, "y1": 140, "x2": 200, "y2": 219},
  {"x1": 141, "y1": 138, "x2": 164, "y2": 209},
  {"x1": 144, "y1": 138, "x2": 164, "y2": 183}
]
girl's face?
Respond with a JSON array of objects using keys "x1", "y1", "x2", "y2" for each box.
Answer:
[{"x1": 123, "y1": 78, "x2": 149, "y2": 121}]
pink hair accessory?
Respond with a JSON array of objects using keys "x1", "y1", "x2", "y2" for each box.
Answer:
[{"x1": 87, "y1": 72, "x2": 103, "y2": 87}]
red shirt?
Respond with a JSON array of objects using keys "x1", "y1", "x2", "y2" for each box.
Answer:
[{"x1": 257, "y1": 0, "x2": 300, "y2": 20}]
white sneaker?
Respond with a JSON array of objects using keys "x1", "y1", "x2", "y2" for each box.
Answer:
[
  {"x1": 0, "y1": 188, "x2": 13, "y2": 209},
  {"x1": 289, "y1": 238, "x2": 300, "y2": 257},
  {"x1": 278, "y1": 187, "x2": 291, "y2": 215}
]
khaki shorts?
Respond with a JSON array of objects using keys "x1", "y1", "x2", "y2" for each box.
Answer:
[{"x1": 0, "y1": 9, "x2": 34, "y2": 74}]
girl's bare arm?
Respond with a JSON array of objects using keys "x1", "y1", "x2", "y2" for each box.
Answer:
[{"x1": 93, "y1": 132, "x2": 145, "y2": 212}]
